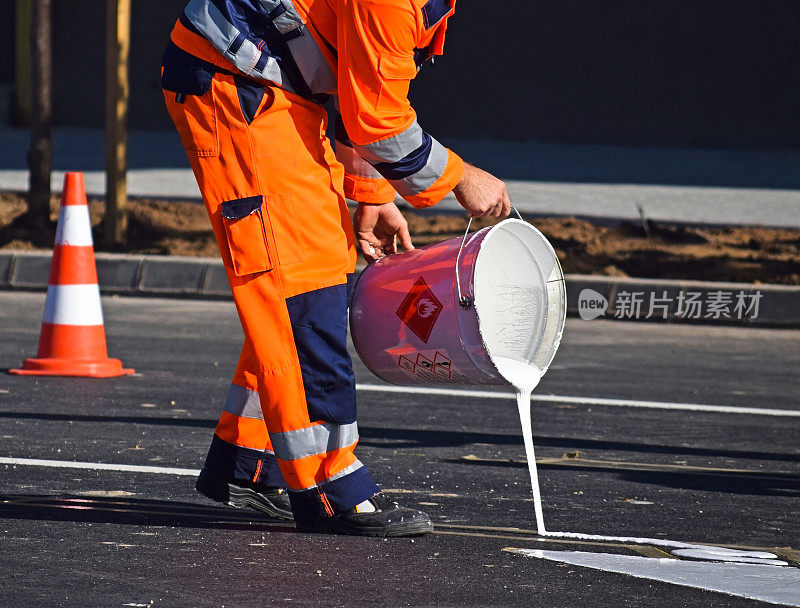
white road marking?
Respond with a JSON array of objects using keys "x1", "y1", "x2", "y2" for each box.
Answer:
[
  {"x1": 509, "y1": 548, "x2": 800, "y2": 607},
  {"x1": 0, "y1": 457, "x2": 199, "y2": 476},
  {"x1": 356, "y1": 383, "x2": 800, "y2": 417}
]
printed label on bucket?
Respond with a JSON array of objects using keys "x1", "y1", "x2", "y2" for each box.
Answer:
[
  {"x1": 393, "y1": 348, "x2": 472, "y2": 384},
  {"x1": 395, "y1": 277, "x2": 443, "y2": 343}
]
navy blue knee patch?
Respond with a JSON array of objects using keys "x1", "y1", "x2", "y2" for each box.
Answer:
[{"x1": 286, "y1": 283, "x2": 356, "y2": 424}]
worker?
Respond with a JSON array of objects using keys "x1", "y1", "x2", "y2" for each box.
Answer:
[{"x1": 161, "y1": 0, "x2": 511, "y2": 537}]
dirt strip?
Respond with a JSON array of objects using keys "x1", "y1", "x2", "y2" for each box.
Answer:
[{"x1": 2, "y1": 192, "x2": 798, "y2": 285}]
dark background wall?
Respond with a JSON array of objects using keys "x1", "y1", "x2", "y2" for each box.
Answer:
[
  {"x1": 414, "y1": 0, "x2": 800, "y2": 147},
  {"x1": 48, "y1": 0, "x2": 184, "y2": 135},
  {"x1": 0, "y1": 2, "x2": 13, "y2": 84},
  {"x1": 2, "y1": 0, "x2": 799, "y2": 148}
]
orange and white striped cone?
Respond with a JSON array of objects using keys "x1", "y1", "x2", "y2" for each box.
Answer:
[{"x1": 10, "y1": 172, "x2": 134, "y2": 378}]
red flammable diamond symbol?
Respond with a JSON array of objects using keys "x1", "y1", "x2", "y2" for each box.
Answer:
[{"x1": 395, "y1": 277, "x2": 443, "y2": 343}]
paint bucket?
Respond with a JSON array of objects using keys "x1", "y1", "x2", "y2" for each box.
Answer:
[{"x1": 350, "y1": 216, "x2": 566, "y2": 386}]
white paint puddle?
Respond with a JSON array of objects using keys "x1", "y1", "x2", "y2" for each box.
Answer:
[
  {"x1": 508, "y1": 549, "x2": 800, "y2": 607},
  {"x1": 672, "y1": 547, "x2": 787, "y2": 566}
]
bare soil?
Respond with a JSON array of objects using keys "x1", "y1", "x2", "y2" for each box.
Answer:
[{"x1": 2, "y1": 191, "x2": 799, "y2": 285}]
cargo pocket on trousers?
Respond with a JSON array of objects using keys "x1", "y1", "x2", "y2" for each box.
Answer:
[{"x1": 221, "y1": 196, "x2": 274, "y2": 276}]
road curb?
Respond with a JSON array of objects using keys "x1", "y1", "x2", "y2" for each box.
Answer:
[
  {"x1": 0, "y1": 250, "x2": 231, "y2": 300},
  {"x1": 1, "y1": 250, "x2": 798, "y2": 328}
]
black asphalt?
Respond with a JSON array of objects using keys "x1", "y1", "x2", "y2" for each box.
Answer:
[{"x1": 0, "y1": 292, "x2": 798, "y2": 607}]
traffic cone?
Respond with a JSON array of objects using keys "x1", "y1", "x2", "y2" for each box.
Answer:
[{"x1": 10, "y1": 173, "x2": 134, "y2": 378}]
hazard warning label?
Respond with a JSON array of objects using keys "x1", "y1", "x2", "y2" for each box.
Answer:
[
  {"x1": 395, "y1": 277, "x2": 442, "y2": 343},
  {"x1": 416, "y1": 352, "x2": 434, "y2": 372},
  {"x1": 397, "y1": 354, "x2": 416, "y2": 372},
  {"x1": 433, "y1": 351, "x2": 452, "y2": 379},
  {"x1": 395, "y1": 349, "x2": 471, "y2": 384}
]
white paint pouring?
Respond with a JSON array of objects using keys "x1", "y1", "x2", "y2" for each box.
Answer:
[
  {"x1": 508, "y1": 549, "x2": 800, "y2": 607},
  {"x1": 492, "y1": 356, "x2": 546, "y2": 533}
]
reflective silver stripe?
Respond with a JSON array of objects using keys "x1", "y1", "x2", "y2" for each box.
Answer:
[
  {"x1": 326, "y1": 459, "x2": 364, "y2": 482},
  {"x1": 336, "y1": 141, "x2": 385, "y2": 179},
  {"x1": 354, "y1": 121, "x2": 425, "y2": 164},
  {"x1": 223, "y1": 384, "x2": 263, "y2": 420},
  {"x1": 258, "y1": 0, "x2": 303, "y2": 34},
  {"x1": 265, "y1": 0, "x2": 336, "y2": 93},
  {"x1": 286, "y1": 31, "x2": 337, "y2": 94},
  {"x1": 287, "y1": 459, "x2": 365, "y2": 491},
  {"x1": 389, "y1": 137, "x2": 449, "y2": 196},
  {"x1": 184, "y1": 0, "x2": 288, "y2": 87},
  {"x1": 270, "y1": 422, "x2": 359, "y2": 462}
]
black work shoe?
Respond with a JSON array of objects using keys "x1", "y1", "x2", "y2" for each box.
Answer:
[
  {"x1": 195, "y1": 468, "x2": 293, "y2": 520},
  {"x1": 297, "y1": 493, "x2": 433, "y2": 537}
]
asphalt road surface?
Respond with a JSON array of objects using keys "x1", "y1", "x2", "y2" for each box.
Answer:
[{"x1": 0, "y1": 292, "x2": 798, "y2": 607}]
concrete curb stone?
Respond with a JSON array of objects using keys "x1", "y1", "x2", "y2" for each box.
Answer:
[
  {"x1": 0, "y1": 251, "x2": 232, "y2": 300},
  {"x1": 10, "y1": 253, "x2": 52, "y2": 288},
  {"x1": 138, "y1": 256, "x2": 208, "y2": 294},
  {"x1": 1, "y1": 250, "x2": 799, "y2": 328},
  {"x1": 96, "y1": 253, "x2": 145, "y2": 292},
  {"x1": 0, "y1": 253, "x2": 13, "y2": 286},
  {"x1": 199, "y1": 262, "x2": 231, "y2": 297}
]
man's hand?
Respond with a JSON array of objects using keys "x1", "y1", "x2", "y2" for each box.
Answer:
[
  {"x1": 452, "y1": 163, "x2": 511, "y2": 218},
  {"x1": 354, "y1": 202, "x2": 414, "y2": 263}
]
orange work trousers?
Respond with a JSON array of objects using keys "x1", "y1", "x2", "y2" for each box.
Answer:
[{"x1": 162, "y1": 39, "x2": 378, "y2": 524}]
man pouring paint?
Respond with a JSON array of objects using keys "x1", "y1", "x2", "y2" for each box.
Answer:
[{"x1": 161, "y1": 0, "x2": 510, "y2": 536}]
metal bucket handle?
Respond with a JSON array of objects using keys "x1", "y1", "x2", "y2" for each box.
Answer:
[{"x1": 455, "y1": 206, "x2": 523, "y2": 309}]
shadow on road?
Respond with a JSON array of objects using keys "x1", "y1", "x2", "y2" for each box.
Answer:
[
  {"x1": 456, "y1": 458, "x2": 800, "y2": 497},
  {"x1": 358, "y1": 427, "x2": 800, "y2": 464},
  {"x1": 0, "y1": 494, "x2": 294, "y2": 531},
  {"x1": 1, "y1": 410, "x2": 798, "y2": 464},
  {"x1": 0, "y1": 410, "x2": 216, "y2": 430}
]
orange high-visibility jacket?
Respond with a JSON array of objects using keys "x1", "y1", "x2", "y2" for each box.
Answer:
[{"x1": 171, "y1": 0, "x2": 463, "y2": 208}]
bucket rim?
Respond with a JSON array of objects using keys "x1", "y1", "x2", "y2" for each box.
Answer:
[{"x1": 472, "y1": 218, "x2": 567, "y2": 379}]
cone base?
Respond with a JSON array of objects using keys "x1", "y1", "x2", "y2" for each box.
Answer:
[{"x1": 10, "y1": 357, "x2": 134, "y2": 378}]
